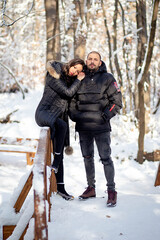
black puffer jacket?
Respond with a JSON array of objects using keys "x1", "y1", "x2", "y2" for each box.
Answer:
[
  {"x1": 69, "y1": 61, "x2": 122, "y2": 132},
  {"x1": 35, "y1": 61, "x2": 81, "y2": 127}
]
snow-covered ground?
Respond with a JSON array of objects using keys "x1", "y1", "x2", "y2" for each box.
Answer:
[{"x1": 0, "y1": 88, "x2": 160, "y2": 240}]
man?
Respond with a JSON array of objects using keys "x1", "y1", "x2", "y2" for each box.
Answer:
[{"x1": 69, "y1": 51, "x2": 122, "y2": 207}]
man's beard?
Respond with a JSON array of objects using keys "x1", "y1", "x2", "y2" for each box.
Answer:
[{"x1": 88, "y1": 65, "x2": 99, "y2": 72}]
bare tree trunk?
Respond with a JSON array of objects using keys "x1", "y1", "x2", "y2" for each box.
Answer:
[
  {"x1": 118, "y1": 0, "x2": 133, "y2": 112},
  {"x1": 135, "y1": 0, "x2": 149, "y2": 121},
  {"x1": 73, "y1": 0, "x2": 85, "y2": 59},
  {"x1": 34, "y1": 0, "x2": 42, "y2": 86},
  {"x1": 52, "y1": 0, "x2": 61, "y2": 61},
  {"x1": 144, "y1": 74, "x2": 151, "y2": 133},
  {"x1": 60, "y1": 0, "x2": 72, "y2": 60},
  {"x1": 137, "y1": 81, "x2": 145, "y2": 164},
  {"x1": 113, "y1": 0, "x2": 126, "y2": 114},
  {"x1": 137, "y1": 0, "x2": 159, "y2": 164},
  {"x1": 45, "y1": 0, "x2": 57, "y2": 62},
  {"x1": 73, "y1": 0, "x2": 91, "y2": 59},
  {"x1": 113, "y1": 0, "x2": 122, "y2": 84},
  {"x1": 101, "y1": 0, "x2": 114, "y2": 73}
]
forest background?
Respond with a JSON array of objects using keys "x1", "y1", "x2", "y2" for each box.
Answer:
[{"x1": 0, "y1": 0, "x2": 160, "y2": 164}]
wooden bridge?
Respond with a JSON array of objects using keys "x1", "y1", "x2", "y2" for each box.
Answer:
[{"x1": 2, "y1": 127, "x2": 57, "y2": 240}]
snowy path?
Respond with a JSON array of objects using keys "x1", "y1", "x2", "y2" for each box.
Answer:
[
  {"x1": 0, "y1": 90, "x2": 160, "y2": 240},
  {"x1": 47, "y1": 135, "x2": 160, "y2": 240},
  {"x1": 0, "y1": 134, "x2": 160, "y2": 240}
]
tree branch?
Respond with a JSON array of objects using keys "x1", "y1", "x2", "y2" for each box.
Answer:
[
  {"x1": 0, "y1": 109, "x2": 19, "y2": 124},
  {"x1": 0, "y1": 62, "x2": 25, "y2": 99},
  {"x1": 0, "y1": 0, "x2": 35, "y2": 27}
]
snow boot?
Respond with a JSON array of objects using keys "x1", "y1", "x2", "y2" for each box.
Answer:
[
  {"x1": 57, "y1": 184, "x2": 74, "y2": 201},
  {"x1": 107, "y1": 190, "x2": 117, "y2": 207},
  {"x1": 79, "y1": 186, "x2": 96, "y2": 200}
]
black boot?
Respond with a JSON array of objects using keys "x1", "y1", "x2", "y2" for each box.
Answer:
[
  {"x1": 51, "y1": 153, "x2": 62, "y2": 173},
  {"x1": 57, "y1": 183, "x2": 74, "y2": 201}
]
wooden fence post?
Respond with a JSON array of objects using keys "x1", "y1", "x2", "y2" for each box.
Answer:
[{"x1": 34, "y1": 127, "x2": 50, "y2": 240}]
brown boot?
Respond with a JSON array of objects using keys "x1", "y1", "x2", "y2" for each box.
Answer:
[
  {"x1": 107, "y1": 190, "x2": 117, "y2": 207},
  {"x1": 79, "y1": 186, "x2": 96, "y2": 200}
]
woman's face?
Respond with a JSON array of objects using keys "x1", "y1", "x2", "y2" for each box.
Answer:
[{"x1": 68, "y1": 64, "x2": 83, "y2": 77}]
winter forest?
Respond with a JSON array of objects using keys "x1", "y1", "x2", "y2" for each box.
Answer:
[
  {"x1": 0, "y1": 0, "x2": 160, "y2": 240},
  {"x1": 0, "y1": 0, "x2": 160, "y2": 163}
]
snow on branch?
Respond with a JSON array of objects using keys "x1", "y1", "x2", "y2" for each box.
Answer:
[
  {"x1": 0, "y1": 62, "x2": 25, "y2": 99},
  {"x1": 0, "y1": 109, "x2": 19, "y2": 124},
  {"x1": 46, "y1": 32, "x2": 64, "y2": 43},
  {"x1": 0, "y1": 0, "x2": 34, "y2": 27}
]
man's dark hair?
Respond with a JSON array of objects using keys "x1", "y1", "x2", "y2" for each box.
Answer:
[{"x1": 87, "y1": 51, "x2": 102, "y2": 60}]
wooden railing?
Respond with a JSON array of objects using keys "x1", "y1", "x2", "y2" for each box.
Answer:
[
  {"x1": 0, "y1": 136, "x2": 38, "y2": 165},
  {"x1": 2, "y1": 127, "x2": 159, "y2": 239},
  {"x1": 155, "y1": 162, "x2": 160, "y2": 187},
  {"x1": 3, "y1": 127, "x2": 57, "y2": 240}
]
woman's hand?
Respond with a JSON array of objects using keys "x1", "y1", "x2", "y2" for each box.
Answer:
[{"x1": 77, "y1": 72, "x2": 85, "y2": 81}]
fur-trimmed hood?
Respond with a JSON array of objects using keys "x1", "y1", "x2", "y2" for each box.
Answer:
[{"x1": 46, "y1": 60, "x2": 63, "y2": 79}]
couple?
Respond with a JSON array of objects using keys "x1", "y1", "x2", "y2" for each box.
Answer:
[{"x1": 35, "y1": 51, "x2": 122, "y2": 207}]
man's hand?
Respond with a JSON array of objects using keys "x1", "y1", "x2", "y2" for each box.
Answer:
[{"x1": 77, "y1": 72, "x2": 85, "y2": 81}]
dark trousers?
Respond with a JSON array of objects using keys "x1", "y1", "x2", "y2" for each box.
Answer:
[
  {"x1": 51, "y1": 118, "x2": 67, "y2": 183},
  {"x1": 79, "y1": 131, "x2": 115, "y2": 191}
]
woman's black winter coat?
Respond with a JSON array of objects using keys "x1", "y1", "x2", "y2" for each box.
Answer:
[
  {"x1": 35, "y1": 61, "x2": 81, "y2": 128},
  {"x1": 69, "y1": 61, "x2": 122, "y2": 132}
]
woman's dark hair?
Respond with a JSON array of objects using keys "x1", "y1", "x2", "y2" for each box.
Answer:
[{"x1": 63, "y1": 58, "x2": 85, "y2": 76}]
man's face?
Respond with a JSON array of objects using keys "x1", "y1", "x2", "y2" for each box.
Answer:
[{"x1": 86, "y1": 53, "x2": 102, "y2": 71}]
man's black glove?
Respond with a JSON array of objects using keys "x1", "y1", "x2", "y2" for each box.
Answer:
[{"x1": 102, "y1": 107, "x2": 115, "y2": 121}]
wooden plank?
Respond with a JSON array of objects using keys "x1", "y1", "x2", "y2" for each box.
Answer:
[
  {"x1": 14, "y1": 171, "x2": 33, "y2": 213},
  {"x1": 34, "y1": 192, "x2": 48, "y2": 240},
  {"x1": 34, "y1": 127, "x2": 50, "y2": 240},
  {"x1": 26, "y1": 152, "x2": 35, "y2": 165},
  {"x1": 5, "y1": 204, "x2": 34, "y2": 240},
  {"x1": 3, "y1": 224, "x2": 29, "y2": 240},
  {"x1": 0, "y1": 148, "x2": 35, "y2": 165},
  {"x1": 155, "y1": 162, "x2": 160, "y2": 186},
  {"x1": 0, "y1": 136, "x2": 38, "y2": 166},
  {"x1": 144, "y1": 150, "x2": 160, "y2": 161},
  {"x1": 46, "y1": 137, "x2": 52, "y2": 166},
  {"x1": 0, "y1": 136, "x2": 39, "y2": 147},
  {"x1": 0, "y1": 143, "x2": 36, "y2": 155},
  {"x1": 47, "y1": 170, "x2": 57, "y2": 222},
  {"x1": 3, "y1": 225, "x2": 16, "y2": 240}
]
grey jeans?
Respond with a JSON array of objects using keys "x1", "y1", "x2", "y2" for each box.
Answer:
[{"x1": 79, "y1": 131, "x2": 115, "y2": 191}]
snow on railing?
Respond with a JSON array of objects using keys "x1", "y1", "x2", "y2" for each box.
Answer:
[
  {"x1": 33, "y1": 127, "x2": 51, "y2": 240},
  {"x1": 3, "y1": 127, "x2": 56, "y2": 240}
]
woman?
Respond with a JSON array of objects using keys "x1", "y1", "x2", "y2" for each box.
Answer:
[{"x1": 35, "y1": 58, "x2": 85, "y2": 200}]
